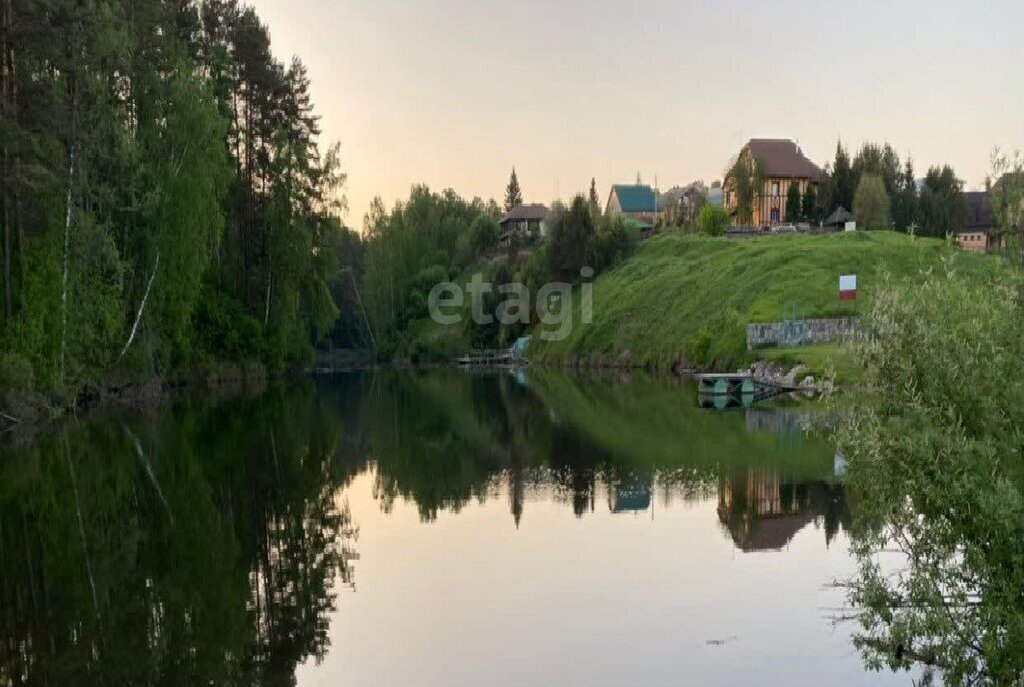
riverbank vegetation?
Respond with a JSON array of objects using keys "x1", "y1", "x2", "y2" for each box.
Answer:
[
  {"x1": 361, "y1": 191, "x2": 642, "y2": 361},
  {"x1": 834, "y1": 266, "x2": 1024, "y2": 683},
  {"x1": 0, "y1": 0, "x2": 353, "y2": 409}
]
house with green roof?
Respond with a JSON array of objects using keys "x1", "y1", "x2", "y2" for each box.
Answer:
[{"x1": 605, "y1": 184, "x2": 663, "y2": 228}]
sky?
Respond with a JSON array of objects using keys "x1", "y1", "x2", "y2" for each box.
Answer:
[{"x1": 247, "y1": 0, "x2": 1024, "y2": 229}]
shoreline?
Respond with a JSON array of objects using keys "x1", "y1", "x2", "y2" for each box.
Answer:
[{"x1": 1, "y1": 354, "x2": 830, "y2": 439}]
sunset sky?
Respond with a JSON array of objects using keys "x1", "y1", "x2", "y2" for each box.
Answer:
[{"x1": 247, "y1": 0, "x2": 1024, "y2": 229}]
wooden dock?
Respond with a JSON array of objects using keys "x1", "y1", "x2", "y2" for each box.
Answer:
[
  {"x1": 694, "y1": 372, "x2": 801, "y2": 408},
  {"x1": 695, "y1": 373, "x2": 756, "y2": 396}
]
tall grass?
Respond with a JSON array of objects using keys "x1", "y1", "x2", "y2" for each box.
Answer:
[{"x1": 531, "y1": 231, "x2": 1006, "y2": 370}]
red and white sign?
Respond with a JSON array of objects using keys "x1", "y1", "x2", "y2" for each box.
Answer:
[{"x1": 839, "y1": 274, "x2": 857, "y2": 301}]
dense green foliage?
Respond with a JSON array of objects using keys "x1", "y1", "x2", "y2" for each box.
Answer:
[
  {"x1": 827, "y1": 141, "x2": 856, "y2": 212},
  {"x1": 366, "y1": 188, "x2": 642, "y2": 360},
  {"x1": 530, "y1": 231, "x2": 1006, "y2": 370},
  {"x1": 696, "y1": 203, "x2": 729, "y2": 236},
  {"x1": 359, "y1": 186, "x2": 502, "y2": 355},
  {"x1": 785, "y1": 181, "x2": 801, "y2": 221},
  {"x1": 725, "y1": 152, "x2": 764, "y2": 225},
  {"x1": 547, "y1": 196, "x2": 596, "y2": 280},
  {"x1": 801, "y1": 183, "x2": 819, "y2": 222},
  {"x1": 918, "y1": 165, "x2": 968, "y2": 237},
  {"x1": 892, "y1": 159, "x2": 918, "y2": 231},
  {"x1": 592, "y1": 212, "x2": 641, "y2": 272},
  {"x1": 821, "y1": 141, "x2": 963, "y2": 235},
  {"x1": 0, "y1": 0, "x2": 352, "y2": 401},
  {"x1": 835, "y1": 267, "x2": 1024, "y2": 683},
  {"x1": 853, "y1": 173, "x2": 891, "y2": 230}
]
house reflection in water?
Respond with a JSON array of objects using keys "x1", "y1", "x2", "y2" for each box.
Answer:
[
  {"x1": 717, "y1": 467, "x2": 849, "y2": 552},
  {"x1": 607, "y1": 474, "x2": 653, "y2": 514}
]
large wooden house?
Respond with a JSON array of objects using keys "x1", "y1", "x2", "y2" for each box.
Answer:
[{"x1": 724, "y1": 139, "x2": 823, "y2": 226}]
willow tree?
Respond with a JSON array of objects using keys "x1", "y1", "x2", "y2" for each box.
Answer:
[
  {"x1": 726, "y1": 152, "x2": 764, "y2": 225},
  {"x1": 836, "y1": 269, "x2": 1024, "y2": 684},
  {"x1": 853, "y1": 173, "x2": 891, "y2": 230}
]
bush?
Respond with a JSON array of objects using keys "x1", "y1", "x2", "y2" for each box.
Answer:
[
  {"x1": 469, "y1": 214, "x2": 501, "y2": 255},
  {"x1": 547, "y1": 196, "x2": 596, "y2": 281},
  {"x1": 192, "y1": 286, "x2": 266, "y2": 362},
  {"x1": 697, "y1": 204, "x2": 730, "y2": 236},
  {"x1": 594, "y1": 214, "x2": 640, "y2": 273}
]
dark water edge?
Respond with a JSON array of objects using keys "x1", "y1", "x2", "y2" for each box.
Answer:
[{"x1": 0, "y1": 368, "x2": 915, "y2": 686}]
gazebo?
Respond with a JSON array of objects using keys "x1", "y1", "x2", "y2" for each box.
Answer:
[{"x1": 823, "y1": 206, "x2": 855, "y2": 228}]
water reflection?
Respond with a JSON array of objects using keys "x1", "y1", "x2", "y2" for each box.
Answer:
[
  {"x1": 718, "y1": 467, "x2": 849, "y2": 552},
  {"x1": 1, "y1": 369, "x2": 866, "y2": 686},
  {"x1": 0, "y1": 386, "x2": 359, "y2": 686}
]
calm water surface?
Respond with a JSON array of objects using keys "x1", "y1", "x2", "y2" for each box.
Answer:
[{"x1": 0, "y1": 369, "x2": 913, "y2": 686}]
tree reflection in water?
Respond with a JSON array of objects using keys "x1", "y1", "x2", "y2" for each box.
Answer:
[
  {"x1": 0, "y1": 384, "x2": 359, "y2": 686},
  {"x1": 0, "y1": 369, "x2": 850, "y2": 685}
]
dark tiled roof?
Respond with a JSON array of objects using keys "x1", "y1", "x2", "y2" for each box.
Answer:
[
  {"x1": 964, "y1": 191, "x2": 996, "y2": 231},
  {"x1": 501, "y1": 203, "x2": 548, "y2": 224},
  {"x1": 739, "y1": 512, "x2": 815, "y2": 552},
  {"x1": 612, "y1": 184, "x2": 657, "y2": 213},
  {"x1": 824, "y1": 206, "x2": 854, "y2": 226},
  {"x1": 745, "y1": 139, "x2": 823, "y2": 181}
]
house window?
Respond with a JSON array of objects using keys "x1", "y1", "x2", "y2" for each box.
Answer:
[
  {"x1": 772, "y1": 181, "x2": 780, "y2": 197},
  {"x1": 770, "y1": 208, "x2": 780, "y2": 224}
]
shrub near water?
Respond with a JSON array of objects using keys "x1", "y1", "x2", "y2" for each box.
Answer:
[{"x1": 834, "y1": 264, "x2": 1024, "y2": 683}]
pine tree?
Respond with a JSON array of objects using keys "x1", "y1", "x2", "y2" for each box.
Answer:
[
  {"x1": 801, "y1": 184, "x2": 818, "y2": 223},
  {"x1": 893, "y1": 158, "x2": 918, "y2": 231},
  {"x1": 785, "y1": 181, "x2": 801, "y2": 222},
  {"x1": 588, "y1": 178, "x2": 601, "y2": 218},
  {"x1": 832, "y1": 141, "x2": 854, "y2": 211},
  {"x1": 504, "y1": 167, "x2": 523, "y2": 212}
]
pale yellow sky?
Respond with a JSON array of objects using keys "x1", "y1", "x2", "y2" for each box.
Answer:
[{"x1": 248, "y1": 0, "x2": 1023, "y2": 228}]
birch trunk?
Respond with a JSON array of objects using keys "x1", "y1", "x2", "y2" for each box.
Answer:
[
  {"x1": 118, "y1": 251, "x2": 159, "y2": 361},
  {"x1": 59, "y1": 145, "x2": 75, "y2": 384}
]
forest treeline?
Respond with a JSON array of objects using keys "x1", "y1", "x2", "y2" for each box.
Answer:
[{"x1": 0, "y1": 0, "x2": 361, "y2": 401}]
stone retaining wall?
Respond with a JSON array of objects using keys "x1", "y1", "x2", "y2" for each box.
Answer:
[{"x1": 746, "y1": 316, "x2": 859, "y2": 350}]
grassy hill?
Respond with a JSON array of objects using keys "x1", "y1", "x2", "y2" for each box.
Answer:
[{"x1": 530, "y1": 231, "x2": 1008, "y2": 374}]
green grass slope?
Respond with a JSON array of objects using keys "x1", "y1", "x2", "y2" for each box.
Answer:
[{"x1": 531, "y1": 231, "x2": 1007, "y2": 370}]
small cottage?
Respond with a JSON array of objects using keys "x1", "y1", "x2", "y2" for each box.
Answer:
[
  {"x1": 956, "y1": 191, "x2": 997, "y2": 253},
  {"x1": 605, "y1": 184, "x2": 662, "y2": 226},
  {"x1": 500, "y1": 204, "x2": 549, "y2": 246}
]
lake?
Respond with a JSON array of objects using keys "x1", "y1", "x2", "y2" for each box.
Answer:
[{"x1": 0, "y1": 368, "x2": 914, "y2": 686}]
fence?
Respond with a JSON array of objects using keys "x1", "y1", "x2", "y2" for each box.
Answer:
[{"x1": 746, "y1": 316, "x2": 859, "y2": 350}]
